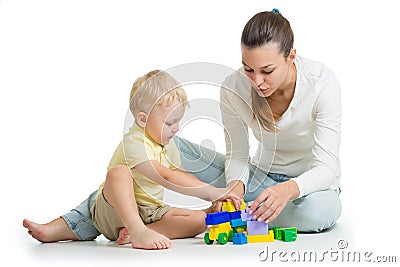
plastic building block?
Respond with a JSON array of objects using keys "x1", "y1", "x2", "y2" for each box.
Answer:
[
  {"x1": 246, "y1": 220, "x2": 269, "y2": 235},
  {"x1": 270, "y1": 227, "x2": 283, "y2": 240},
  {"x1": 205, "y1": 211, "x2": 230, "y2": 225},
  {"x1": 204, "y1": 222, "x2": 234, "y2": 245},
  {"x1": 221, "y1": 199, "x2": 247, "y2": 212},
  {"x1": 209, "y1": 222, "x2": 233, "y2": 241},
  {"x1": 234, "y1": 226, "x2": 246, "y2": 233},
  {"x1": 240, "y1": 209, "x2": 254, "y2": 221},
  {"x1": 229, "y1": 210, "x2": 242, "y2": 220},
  {"x1": 233, "y1": 232, "x2": 248, "y2": 245},
  {"x1": 239, "y1": 199, "x2": 246, "y2": 210},
  {"x1": 222, "y1": 201, "x2": 236, "y2": 212},
  {"x1": 281, "y1": 228, "x2": 297, "y2": 242},
  {"x1": 204, "y1": 233, "x2": 214, "y2": 245},
  {"x1": 231, "y1": 218, "x2": 246, "y2": 228},
  {"x1": 217, "y1": 232, "x2": 229, "y2": 244},
  {"x1": 247, "y1": 230, "x2": 274, "y2": 243}
]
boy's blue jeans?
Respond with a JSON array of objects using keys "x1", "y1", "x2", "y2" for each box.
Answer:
[{"x1": 61, "y1": 137, "x2": 342, "y2": 240}]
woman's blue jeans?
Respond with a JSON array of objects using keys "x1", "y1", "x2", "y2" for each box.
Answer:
[{"x1": 61, "y1": 137, "x2": 342, "y2": 240}]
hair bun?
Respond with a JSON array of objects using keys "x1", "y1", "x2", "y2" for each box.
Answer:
[{"x1": 271, "y1": 8, "x2": 280, "y2": 13}]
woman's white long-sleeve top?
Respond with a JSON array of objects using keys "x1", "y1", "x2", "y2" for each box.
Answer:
[{"x1": 221, "y1": 56, "x2": 341, "y2": 198}]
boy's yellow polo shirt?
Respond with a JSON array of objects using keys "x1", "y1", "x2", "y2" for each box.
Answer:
[{"x1": 97, "y1": 123, "x2": 181, "y2": 207}]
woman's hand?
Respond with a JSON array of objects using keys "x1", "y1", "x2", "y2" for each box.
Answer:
[
  {"x1": 212, "y1": 181, "x2": 245, "y2": 212},
  {"x1": 248, "y1": 180, "x2": 299, "y2": 223}
]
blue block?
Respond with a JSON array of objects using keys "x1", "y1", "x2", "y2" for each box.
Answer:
[
  {"x1": 230, "y1": 218, "x2": 247, "y2": 227},
  {"x1": 205, "y1": 211, "x2": 230, "y2": 225},
  {"x1": 233, "y1": 232, "x2": 248, "y2": 245},
  {"x1": 229, "y1": 210, "x2": 242, "y2": 220}
]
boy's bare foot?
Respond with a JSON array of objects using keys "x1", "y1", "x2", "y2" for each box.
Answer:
[
  {"x1": 129, "y1": 227, "x2": 171, "y2": 250},
  {"x1": 116, "y1": 228, "x2": 130, "y2": 245},
  {"x1": 23, "y1": 217, "x2": 79, "y2": 242}
]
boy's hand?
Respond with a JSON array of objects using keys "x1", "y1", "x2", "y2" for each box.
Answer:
[
  {"x1": 212, "y1": 181, "x2": 245, "y2": 212},
  {"x1": 210, "y1": 188, "x2": 243, "y2": 212}
]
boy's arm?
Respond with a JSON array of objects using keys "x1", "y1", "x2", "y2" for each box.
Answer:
[{"x1": 135, "y1": 160, "x2": 240, "y2": 204}]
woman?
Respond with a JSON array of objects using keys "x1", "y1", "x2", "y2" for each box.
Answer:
[{"x1": 23, "y1": 9, "x2": 342, "y2": 242}]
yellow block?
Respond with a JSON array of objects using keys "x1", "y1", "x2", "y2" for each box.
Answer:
[
  {"x1": 222, "y1": 202, "x2": 236, "y2": 212},
  {"x1": 209, "y1": 222, "x2": 232, "y2": 240},
  {"x1": 247, "y1": 230, "x2": 274, "y2": 243},
  {"x1": 221, "y1": 199, "x2": 246, "y2": 212},
  {"x1": 240, "y1": 199, "x2": 246, "y2": 210}
]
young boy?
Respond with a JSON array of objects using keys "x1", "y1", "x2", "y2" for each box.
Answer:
[{"x1": 24, "y1": 70, "x2": 240, "y2": 250}]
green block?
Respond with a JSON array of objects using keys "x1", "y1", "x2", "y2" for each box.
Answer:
[
  {"x1": 270, "y1": 227, "x2": 283, "y2": 240},
  {"x1": 282, "y1": 228, "x2": 297, "y2": 242}
]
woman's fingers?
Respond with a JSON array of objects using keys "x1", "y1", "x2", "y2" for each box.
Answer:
[
  {"x1": 249, "y1": 189, "x2": 270, "y2": 214},
  {"x1": 248, "y1": 185, "x2": 288, "y2": 223}
]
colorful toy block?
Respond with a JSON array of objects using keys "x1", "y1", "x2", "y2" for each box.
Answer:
[
  {"x1": 205, "y1": 211, "x2": 230, "y2": 225},
  {"x1": 247, "y1": 230, "x2": 274, "y2": 243},
  {"x1": 229, "y1": 210, "x2": 242, "y2": 220},
  {"x1": 209, "y1": 222, "x2": 233, "y2": 240},
  {"x1": 235, "y1": 227, "x2": 246, "y2": 233},
  {"x1": 270, "y1": 226, "x2": 283, "y2": 240},
  {"x1": 230, "y1": 218, "x2": 246, "y2": 228},
  {"x1": 246, "y1": 220, "x2": 269, "y2": 235},
  {"x1": 281, "y1": 228, "x2": 297, "y2": 242},
  {"x1": 204, "y1": 222, "x2": 233, "y2": 245},
  {"x1": 221, "y1": 199, "x2": 246, "y2": 212},
  {"x1": 240, "y1": 208, "x2": 254, "y2": 221},
  {"x1": 239, "y1": 199, "x2": 246, "y2": 210},
  {"x1": 233, "y1": 232, "x2": 248, "y2": 245},
  {"x1": 222, "y1": 201, "x2": 236, "y2": 212},
  {"x1": 269, "y1": 227, "x2": 297, "y2": 242}
]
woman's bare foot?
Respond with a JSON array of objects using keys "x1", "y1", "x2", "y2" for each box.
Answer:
[
  {"x1": 23, "y1": 217, "x2": 79, "y2": 242},
  {"x1": 116, "y1": 228, "x2": 130, "y2": 245},
  {"x1": 129, "y1": 227, "x2": 171, "y2": 250}
]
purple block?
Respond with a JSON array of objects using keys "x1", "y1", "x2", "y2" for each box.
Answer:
[
  {"x1": 247, "y1": 220, "x2": 269, "y2": 235},
  {"x1": 240, "y1": 209, "x2": 254, "y2": 221}
]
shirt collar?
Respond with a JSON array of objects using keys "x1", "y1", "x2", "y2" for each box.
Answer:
[{"x1": 131, "y1": 122, "x2": 164, "y2": 151}]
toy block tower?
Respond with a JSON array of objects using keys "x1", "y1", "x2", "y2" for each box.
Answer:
[
  {"x1": 204, "y1": 199, "x2": 247, "y2": 245},
  {"x1": 203, "y1": 199, "x2": 297, "y2": 245}
]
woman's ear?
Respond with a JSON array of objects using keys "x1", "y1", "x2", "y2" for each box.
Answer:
[
  {"x1": 136, "y1": 112, "x2": 147, "y2": 128},
  {"x1": 288, "y1": 48, "x2": 296, "y2": 63}
]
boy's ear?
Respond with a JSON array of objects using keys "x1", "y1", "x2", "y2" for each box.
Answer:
[{"x1": 136, "y1": 112, "x2": 147, "y2": 127}]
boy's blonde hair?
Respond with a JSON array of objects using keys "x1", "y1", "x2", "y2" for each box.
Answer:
[{"x1": 129, "y1": 70, "x2": 187, "y2": 116}]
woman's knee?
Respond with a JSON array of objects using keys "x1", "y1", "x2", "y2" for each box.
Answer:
[
  {"x1": 298, "y1": 191, "x2": 342, "y2": 232},
  {"x1": 273, "y1": 190, "x2": 342, "y2": 232}
]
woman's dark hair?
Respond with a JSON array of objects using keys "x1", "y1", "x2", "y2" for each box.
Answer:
[
  {"x1": 242, "y1": 10, "x2": 295, "y2": 132},
  {"x1": 241, "y1": 11, "x2": 294, "y2": 57}
]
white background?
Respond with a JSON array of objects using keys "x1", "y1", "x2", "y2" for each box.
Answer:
[{"x1": 1, "y1": 0, "x2": 399, "y2": 265}]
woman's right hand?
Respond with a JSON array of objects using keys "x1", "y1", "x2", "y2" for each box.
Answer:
[{"x1": 248, "y1": 180, "x2": 299, "y2": 223}]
